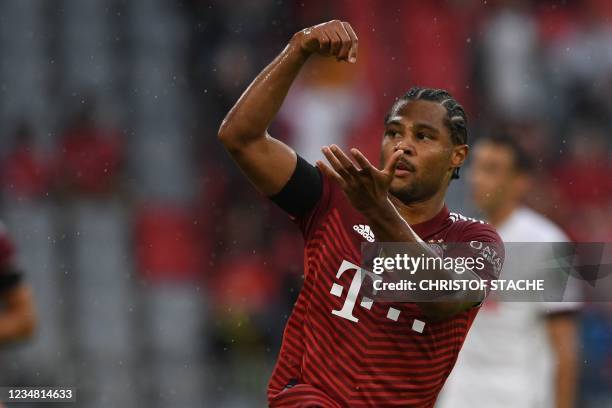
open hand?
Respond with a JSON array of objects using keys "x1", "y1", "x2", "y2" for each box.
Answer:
[{"x1": 317, "y1": 145, "x2": 403, "y2": 214}]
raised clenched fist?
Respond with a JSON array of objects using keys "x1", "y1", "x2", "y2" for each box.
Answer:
[{"x1": 292, "y1": 20, "x2": 358, "y2": 63}]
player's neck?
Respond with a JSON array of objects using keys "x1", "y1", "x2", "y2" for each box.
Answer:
[
  {"x1": 390, "y1": 191, "x2": 446, "y2": 226},
  {"x1": 487, "y1": 202, "x2": 519, "y2": 228}
]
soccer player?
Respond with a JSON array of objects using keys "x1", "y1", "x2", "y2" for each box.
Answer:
[
  {"x1": 437, "y1": 134, "x2": 580, "y2": 408},
  {"x1": 218, "y1": 20, "x2": 504, "y2": 407},
  {"x1": 0, "y1": 223, "x2": 36, "y2": 345}
]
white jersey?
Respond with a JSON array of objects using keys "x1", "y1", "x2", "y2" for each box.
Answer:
[{"x1": 437, "y1": 207, "x2": 581, "y2": 408}]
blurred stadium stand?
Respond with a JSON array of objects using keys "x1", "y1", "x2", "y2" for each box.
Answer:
[{"x1": 0, "y1": 0, "x2": 609, "y2": 407}]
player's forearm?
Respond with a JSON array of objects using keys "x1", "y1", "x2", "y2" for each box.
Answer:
[
  {"x1": 218, "y1": 34, "x2": 309, "y2": 149},
  {"x1": 555, "y1": 359, "x2": 577, "y2": 408},
  {"x1": 364, "y1": 198, "x2": 422, "y2": 243},
  {"x1": 365, "y1": 201, "x2": 483, "y2": 318},
  {"x1": 366, "y1": 202, "x2": 479, "y2": 282}
]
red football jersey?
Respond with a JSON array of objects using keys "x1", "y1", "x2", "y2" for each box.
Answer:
[{"x1": 268, "y1": 172, "x2": 503, "y2": 407}]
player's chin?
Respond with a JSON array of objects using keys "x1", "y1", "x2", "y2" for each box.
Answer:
[
  {"x1": 390, "y1": 178, "x2": 415, "y2": 197},
  {"x1": 391, "y1": 171, "x2": 415, "y2": 191}
]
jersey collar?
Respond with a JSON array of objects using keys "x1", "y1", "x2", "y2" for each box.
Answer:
[{"x1": 410, "y1": 205, "x2": 450, "y2": 238}]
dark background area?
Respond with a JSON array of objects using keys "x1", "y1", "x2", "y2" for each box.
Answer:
[{"x1": 0, "y1": 1, "x2": 610, "y2": 407}]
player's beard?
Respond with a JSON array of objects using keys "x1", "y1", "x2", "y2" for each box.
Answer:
[
  {"x1": 389, "y1": 177, "x2": 422, "y2": 204},
  {"x1": 381, "y1": 150, "x2": 447, "y2": 205},
  {"x1": 389, "y1": 174, "x2": 442, "y2": 205}
]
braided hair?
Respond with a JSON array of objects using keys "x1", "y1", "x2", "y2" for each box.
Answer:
[{"x1": 385, "y1": 87, "x2": 468, "y2": 179}]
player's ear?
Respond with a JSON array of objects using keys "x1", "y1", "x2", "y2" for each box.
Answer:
[{"x1": 450, "y1": 144, "x2": 468, "y2": 173}]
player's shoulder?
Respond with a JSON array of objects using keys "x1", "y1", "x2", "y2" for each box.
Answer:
[
  {"x1": 448, "y1": 211, "x2": 487, "y2": 226},
  {"x1": 447, "y1": 210, "x2": 501, "y2": 243},
  {"x1": 502, "y1": 207, "x2": 568, "y2": 242}
]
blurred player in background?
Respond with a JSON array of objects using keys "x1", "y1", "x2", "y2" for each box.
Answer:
[
  {"x1": 437, "y1": 134, "x2": 580, "y2": 408},
  {"x1": 219, "y1": 20, "x2": 504, "y2": 407},
  {"x1": 0, "y1": 222, "x2": 36, "y2": 345}
]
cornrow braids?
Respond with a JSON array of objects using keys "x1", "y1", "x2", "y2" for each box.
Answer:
[{"x1": 386, "y1": 87, "x2": 469, "y2": 179}]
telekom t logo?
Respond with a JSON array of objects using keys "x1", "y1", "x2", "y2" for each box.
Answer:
[{"x1": 329, "y1": 260, "x2": 426, "y2": 333}]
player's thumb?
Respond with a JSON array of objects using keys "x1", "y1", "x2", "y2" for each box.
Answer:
[{"x1": 348, "y1": 45, "x2": 357, "y2": 64}]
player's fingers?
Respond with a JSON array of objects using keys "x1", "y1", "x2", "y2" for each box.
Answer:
[
  {"x1": 318, "y1": 30, "x2": 332, "y2": 55},
  {"x1": 322, "y1": 146, "x2": 353, "y2": 180},
  {"x1": 325, "y1": 29, "x2": 341, "y2": 56},
  {"x1": 383, "y1": 150, "x2": 403, "y2": 175},
  {"x1": 330, "y1": 144, "x2": 360, "y2": 177},
  {"x1": 350, "y1": 148, "x2": 374, "y2": 173},
  {"x1": 335, "y1": 23, "x2": 352, "y2": 61},
  {"x1": 342, "y1": 22, "x2": 358, "y2": 64},
  {"x1": 316, "y1": 160, "x2": 345, "y2": 187}
]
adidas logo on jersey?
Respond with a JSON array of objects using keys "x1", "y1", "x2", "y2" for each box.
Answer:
[{"x1": 353, "y1": 224, "x2": 375, "y2": 242}]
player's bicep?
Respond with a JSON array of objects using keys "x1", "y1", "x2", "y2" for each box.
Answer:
[
  {"x1": 226, "y1": 133, "x2": 298, "y2": 196},
  {"x1": 226, "y1": 133, "x2": 323, "y2": 218},
  {"x1": 269, "y1": 153, "x2": 322, "y2": 218}
]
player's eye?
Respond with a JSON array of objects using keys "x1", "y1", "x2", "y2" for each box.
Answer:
[
  {"x1": 416, "y1": 132, "x2": 431, "y2": 140},
  {"x1": 385, "y1": 130, "x2": 401, "y2": 138}
]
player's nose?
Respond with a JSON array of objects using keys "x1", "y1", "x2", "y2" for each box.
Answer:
[{"x1": 394, "y1": 141, "x2": 415, "y2": 156}]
